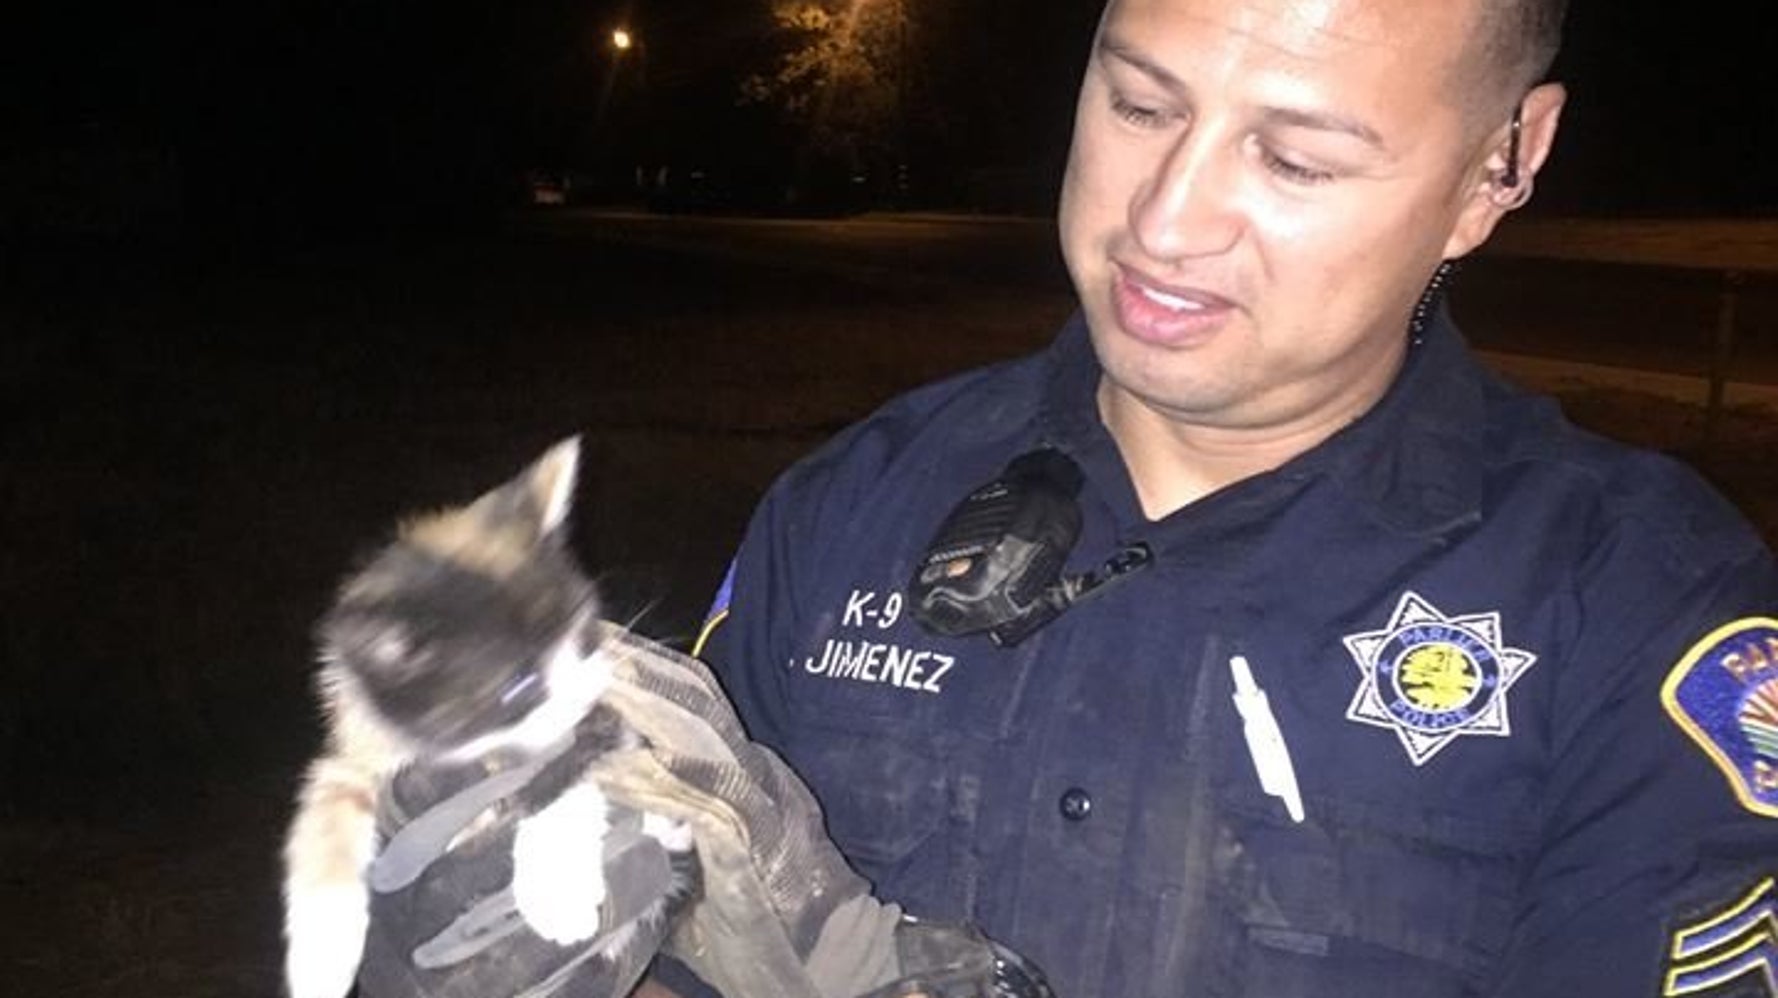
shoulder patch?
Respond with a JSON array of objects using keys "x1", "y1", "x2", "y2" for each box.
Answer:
[
  {"x1": 1662, "y1": 617, "x2": 1778, "y2": 819},
  {"x1": 692, "y1": 560, "x2": 736, "y2": 660},
  {"x1": 1665, "y1": 876, "x2": 1778, "y2": 996}
]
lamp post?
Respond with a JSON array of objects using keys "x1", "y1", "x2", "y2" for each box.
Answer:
[
  {"x1": 608, "y1": 26, "x2": 645, "y2": 92},
  {"x1": 604, "y1": 26, "x2": 648, "y2": 201},
  {"x1": 849, "y1": 0, "x2": 909, "y2": 200},
  {"x1": 887, "y1": 0, "x2": 910, "y2": 201}
]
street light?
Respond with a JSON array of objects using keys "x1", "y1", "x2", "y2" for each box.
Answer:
[{"x1": 598, "y1": 26, "x2": 649, "y2": 200}]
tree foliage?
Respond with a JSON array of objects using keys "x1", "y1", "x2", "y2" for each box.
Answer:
[{"x1": 742, "y1": 1, "x2": 907, "y2": 161}]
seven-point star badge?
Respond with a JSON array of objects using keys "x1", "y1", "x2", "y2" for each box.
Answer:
[{"x1": 1344, "y1": 591, "x2": 1539, "y2": 766}]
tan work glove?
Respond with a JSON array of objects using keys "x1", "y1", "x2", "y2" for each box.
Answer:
[{"x1": 587, "y1": 625, "x2": 1024, "y2": 998}]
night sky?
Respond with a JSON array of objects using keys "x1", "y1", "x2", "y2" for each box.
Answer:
[{"x1": 5, "y1": 0, "x2": 1775, "y2": 236}]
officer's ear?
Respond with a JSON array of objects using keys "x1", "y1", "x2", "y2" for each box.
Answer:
[{"x1": 1443, "y1": 82, "x2": 1566, "y2": 260}]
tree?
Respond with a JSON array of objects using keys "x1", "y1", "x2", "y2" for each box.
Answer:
[{"x1": 742, "y1": 1, "x2": 907, "y2": 168}]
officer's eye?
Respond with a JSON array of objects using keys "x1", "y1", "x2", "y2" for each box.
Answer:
[
  {"x1": 1260, "y1": 147, "x2": 1336, "y2": 186},
  {"x1": 1110, "y1": 93, "x2": 1175, "y2": 130}
]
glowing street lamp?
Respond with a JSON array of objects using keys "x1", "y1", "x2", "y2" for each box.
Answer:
[{"x1": 611, "y1": 28, "x2": 634, "y2": 52}]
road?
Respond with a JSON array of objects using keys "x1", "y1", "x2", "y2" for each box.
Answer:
[{"x1": 548, "y1": 208, "x2": 1778, "y2": 388}]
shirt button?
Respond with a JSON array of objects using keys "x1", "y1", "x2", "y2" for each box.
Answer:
[{"x1": 1058, "y1": 787, "x2": 1093, "y2": 821}]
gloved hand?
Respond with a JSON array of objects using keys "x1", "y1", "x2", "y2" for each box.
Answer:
[
  {"x1": 354, "y1": 741, "x2": 679, "y2": 998},
  {"x1": 587, "y1": 624, "x2": 1048, "y2": 998}
]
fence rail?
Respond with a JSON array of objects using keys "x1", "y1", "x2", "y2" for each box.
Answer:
[{"x1": 1483, "y1": 217, "x2": 1778, "y2": 441}]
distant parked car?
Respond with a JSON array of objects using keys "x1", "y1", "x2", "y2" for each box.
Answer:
[
  {"x1": 645, "y1": 166, "x2": 731, "y2": 215},
  {"x1": 526, "y1": 170, "x2": 570, "y2": 206}
]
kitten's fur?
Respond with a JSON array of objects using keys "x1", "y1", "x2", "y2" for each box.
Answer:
[{"x1": 282, "y1": 438, "x2": 691, "y2": 998}]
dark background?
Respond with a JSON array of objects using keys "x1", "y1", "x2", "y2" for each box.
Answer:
[{"x1": 6, "y1": 0, "x2": 1776, "y2": 243}]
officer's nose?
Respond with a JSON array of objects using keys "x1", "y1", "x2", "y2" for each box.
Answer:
[{"x1": 1128, "y1": 129, "x2": 1243, "y2": 262}]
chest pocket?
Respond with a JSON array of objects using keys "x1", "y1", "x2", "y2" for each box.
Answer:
[
  {"x1": 774, "y1": 610, "x2": 1024, "y2": 915},
  {"x1": 775, "y1": 616, "x2": 954, "y2": 898},
  {"x1": 774, "y1": 705, "x2": 960, "y2": 917},
  {"x1": 1216, "y1": 793, "x2": 1532, "y2": 997},
  {"x1": 789, "y1": 729, "x2": 946, "y2": 862}
]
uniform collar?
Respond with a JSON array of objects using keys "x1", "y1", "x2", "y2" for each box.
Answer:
[{"x1": 1036, "y1": 304, "x2": 1486, "y2": 539}]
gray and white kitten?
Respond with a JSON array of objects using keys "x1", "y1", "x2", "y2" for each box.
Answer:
[{"x1": 282, "y1": 437, "x2": 693, "y2": 998}]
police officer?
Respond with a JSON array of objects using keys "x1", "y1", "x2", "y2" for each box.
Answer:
[
  {"x1": 630, "y1": 0, "x2": 1778, "y2": 994},
  {"x1": 371, "y1": 0, "x2": 1778, "y2": 995}
]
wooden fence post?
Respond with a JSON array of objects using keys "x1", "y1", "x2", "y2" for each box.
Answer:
[{"x1": 1704, "y1": 270, "x2": 1745, "y2": 446}]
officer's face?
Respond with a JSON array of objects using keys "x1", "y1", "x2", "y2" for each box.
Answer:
[{"x1": 1059, "y1": 0, "x2": 1553, "y2": 436}]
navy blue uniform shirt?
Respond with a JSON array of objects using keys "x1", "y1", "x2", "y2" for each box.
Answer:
[{"x1": 691, "y1": 310, "x2": 1778, "y2": 997}]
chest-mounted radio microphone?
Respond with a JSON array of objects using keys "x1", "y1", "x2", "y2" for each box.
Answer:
[{"x1": 908, "y1": 449, "x2": 1152, "y2": 647}]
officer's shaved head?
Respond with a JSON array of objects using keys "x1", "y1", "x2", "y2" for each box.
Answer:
[
  {"x1": 1470, "y1": 0, "x2": 1568, "y2": 113},
  {"x1": 1093, "y1": 0, "x2": 1567, "y2": 122}
]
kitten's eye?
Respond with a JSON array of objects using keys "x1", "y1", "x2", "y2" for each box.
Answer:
[{"x1": 367, "y1": 627, "x2": 410, "y2": 666}]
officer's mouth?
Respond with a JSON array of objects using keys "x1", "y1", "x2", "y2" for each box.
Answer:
[{"x1": 1110, "y1": 264, "x2": 1239, "y2": 347}]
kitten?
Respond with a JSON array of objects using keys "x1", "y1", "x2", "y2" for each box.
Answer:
[{"x1": 282, "y1": 437, "x2": 693, "y2": 998}]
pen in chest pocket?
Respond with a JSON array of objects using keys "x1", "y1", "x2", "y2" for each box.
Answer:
[{"x1": 1229, "y1": 655, "x2": 1305, "y2": 823}]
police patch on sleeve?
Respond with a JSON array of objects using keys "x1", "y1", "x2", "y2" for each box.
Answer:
[
  {"x1": 1343, "y1": 591, "x2": 1538, "y2": 766},
  {"x1": 692, "y1": 559, "x2": 737, "y2": 659},
  {"x1": 1664, "y1": 876, "x2": 1778, "y2": 996},
  {"x1": 1662, "y1": 617, "x2": 1778, "y2": 819}
]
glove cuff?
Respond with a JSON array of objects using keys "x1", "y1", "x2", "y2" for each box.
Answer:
[
  {"x1": 854, "y1": 918, "x2": 1057, "y2": 998},
  {"x1": 801, "y1": 894, "x2": 906, "y2": 997}
]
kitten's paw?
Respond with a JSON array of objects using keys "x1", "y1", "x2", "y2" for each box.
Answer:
[
  {"x1": 284, "y1": 882, "x2": 370, "y2": 998},
  {"x1": 641, "y1": 811, "x2": 694, "y2": 854},
  {"x1": 513, "y1": 783, "x2": 609, "y2": 944}
]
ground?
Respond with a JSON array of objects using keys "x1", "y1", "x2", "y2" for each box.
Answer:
[{"x1": 2, "y1": 212, "x2": 1774, "y2": 996}]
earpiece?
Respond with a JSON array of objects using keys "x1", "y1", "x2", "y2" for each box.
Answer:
[
  {"x1": 1498, "y1": 104, "x2": 1524, "y2": 190},
  {"x1": 1490, "y1": 103, "x2": 1531, "y2": 208}
]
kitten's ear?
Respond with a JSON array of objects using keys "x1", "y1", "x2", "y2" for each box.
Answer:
[
  {"x1": 525, "y1": 435, "x2": 581, "y2": 536},
  {"x1": 400, "y1": 436, "x2": 584, "y2": 570}
]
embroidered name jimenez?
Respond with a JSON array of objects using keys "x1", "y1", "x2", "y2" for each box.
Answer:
[{"x1": 802, "y1": 639, "x2": 955, "y2": 695}]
